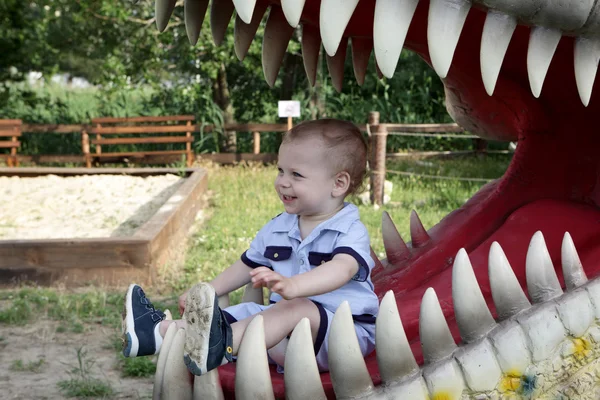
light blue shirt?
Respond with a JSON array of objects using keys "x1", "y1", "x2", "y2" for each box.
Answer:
[{"x1": 241, "y1": 203, "x2": 379, "y2": 320}]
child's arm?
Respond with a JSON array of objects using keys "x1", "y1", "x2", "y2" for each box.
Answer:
[
  {"x1": 250, "y1": 254, "x2": 359, "y2": 300},
  {"x1": 179, "y1": 260, "x2": 254, "y2": 313}
]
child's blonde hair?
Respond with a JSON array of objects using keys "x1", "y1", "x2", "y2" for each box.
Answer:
[{"x1": 282, "y1": 119, "x2": 368, "y2": 196}]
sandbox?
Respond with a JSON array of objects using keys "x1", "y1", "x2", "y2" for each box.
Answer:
[{"x1": 0, "y1": 167, "x2": 208, "y2": 286}]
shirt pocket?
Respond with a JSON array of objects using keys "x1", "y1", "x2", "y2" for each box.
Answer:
[
  {"x1": 264, "y1": 246, "x2": 293, "y2": 262},
  {"x1": 308, "y1": 251, "x2": 333, "y2": 266}
]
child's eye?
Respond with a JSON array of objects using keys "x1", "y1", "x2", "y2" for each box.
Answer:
[
  {"x1": 293, "y1": 172, "x2": 303, "y2": 178},
  {"x1": 277, "y1": 168, "x2": 283, "y2": 174}
]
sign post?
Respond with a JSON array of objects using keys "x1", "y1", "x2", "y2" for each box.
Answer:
[{"x1": 278, "y1": 100, "x2": 301, "y2": 131}]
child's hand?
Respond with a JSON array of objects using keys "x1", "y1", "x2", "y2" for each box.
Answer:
[
  {"x1": 178, "y1": 289, "x2": 189, "y2": 316},
  {"x1": 250, "y1": 267, "x2": 298, "y2": 300}
]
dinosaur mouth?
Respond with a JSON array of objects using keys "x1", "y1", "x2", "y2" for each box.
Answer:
[{"x1": 156, "y1": 0, "x2": 600, "y2": 397}]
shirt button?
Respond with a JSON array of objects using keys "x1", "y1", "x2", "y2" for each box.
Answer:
[
  {"x1": 274, "y1": 253, "x2": 278, "y2": 259},
  {"x1": 299, "y1": 259, "x2": 304, "y2": 265}
]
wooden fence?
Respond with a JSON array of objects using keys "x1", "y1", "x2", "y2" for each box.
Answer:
[{"x1": 2, "y1": 113, "x2": 497, "y2": 204}]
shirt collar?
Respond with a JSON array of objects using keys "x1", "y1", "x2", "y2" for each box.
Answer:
[{"x1": 271, "y1": 202, "x2": 359, "y2": 235}]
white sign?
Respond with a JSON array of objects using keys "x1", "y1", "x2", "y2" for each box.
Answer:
[{"x1": 278, "y1": 100, "x2": 301, "y2": 118}]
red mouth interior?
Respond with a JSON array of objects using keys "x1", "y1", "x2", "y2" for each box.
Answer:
[{"x1": 218, "y1": 1, "x2": 600, "y2": 397}]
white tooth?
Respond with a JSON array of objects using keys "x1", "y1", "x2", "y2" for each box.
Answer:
[
  {"x1": 164, "y1": 309, "x2": 172, "y2": 320},
  {"x1": 193, "y1": 369, "x2": 225, "y2": 400},
  {"x1": 376, "y1": 291, "x2": 419, "y2": 383},
  {"x1": 351, "y1": 37, "x2": 372, "y2": 86},
  {"x1": 561, "y1": 232, "x2": 588, "y2": 290},
  {"x1": 420, "y1": 288, "x2": 457, "y2": 364},
  {"x1": 163, "y1": 329, "x2": 193, "y2": 399},
  {"x1": 211, "y1": 0, "x2": 235, "y2": 46},
  {"x1": 218, "y1": 294, "x2": 230, "y2": 308},
  {"x1": 452, "y1": 249, "x2": 496, "y2": 343},
  {"x1": 235, "y1": 315, "x2": 275, "y2": 399},
  {"x1": 185, "y1": 0, "x2": 210, "y2": 45},
  {"x1": 488, "y1": 242, "x2": 530, "y2": 321},
  {"x1": 427, "y1": 0, "x2": 471, "y2": 78},
  {"x1": 156, "y1": 0, "x2": 177, "y2": 32},
  {"x1": 487, "y1": 320, "x2": 531, "y2": 376},
  {"x1": 556, "y1": 290, "x2": 594, "y2": 338},
  {"x1": 281, "y1": 0, "x2": 306, "y2": 28},
  {"x1": 574, "y1": 36, "x2": 600, "y2": 107},
  {"x1": 373, "y1": 0, "x2": 419, "y2": 78},
  {"x1": 241, "y1": 282, "x2": 265, "y2": 304},
  {"x1": 284, "y1": 318, "x2": 327, "y2": 400},
  {"x1": 526, "y1": 231, "x2": 563, "y2": 303},
  {"x1": 234, "y1": 1, "x2": 268, "y2": 61},
  {"x1": 517, "y1": 304, "x2": 567, "y2": 362},
  {"x1": 302, "y1": 24, "x2": 321, "y2": 87},
  {"x1": 320, "y1": 0, "x2": 359, "y2": 56},
  {"x1": 153, "y1": 323, "x2": 177, "y2": 400},
  {"x1": 480, "y1": 10, "x2": 517, "y2": 96},
  {"x1": 232, "y1": 0, "x2": 256, "y2": 24},
  {"x1": 326, "y1": 37, "x2": 348, "y2": 93},
  {"x1": 329, "y1": 301, "x2": 373, "y2": 397},
  {"x1": 527, "y1": 26, "x2": 562, "y2": 98},
  {"x1": 262, "y1": 6, "x2": 295, "y2": 87}
]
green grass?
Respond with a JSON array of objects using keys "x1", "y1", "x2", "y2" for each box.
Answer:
[
  {"x1": 10, "y1": 358, "x2": 46, "y2": 373},
  {"x1": 57, "y1": 347, "x2": 114, "y2": 398},
  {"x1": 119, "y1": 355, "x2": 157, "y2": 378}
]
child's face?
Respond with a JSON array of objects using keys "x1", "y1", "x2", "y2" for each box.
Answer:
[{"x1": 275, "y1": 137, "x2": 341, "y2": 217}]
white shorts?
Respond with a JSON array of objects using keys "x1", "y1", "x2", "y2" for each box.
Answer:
[{"x1": 222, "y1": 300, "x2": 376, "y2": 372}]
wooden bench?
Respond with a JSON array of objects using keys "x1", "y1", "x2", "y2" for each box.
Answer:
[
  {"x1": 81, "y1": 116, "x2": 196, "y2": 168},
  {"x1": 0, "y1": 119, "x2": 22, "y2": 167}
]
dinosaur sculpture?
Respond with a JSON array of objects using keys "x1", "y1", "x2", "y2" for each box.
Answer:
[{"x1": 148, "y1": 0, "x2": 600, "y2": 398}]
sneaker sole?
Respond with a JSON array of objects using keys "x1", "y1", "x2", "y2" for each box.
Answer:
[
  {"x1": 122, "y1": 283, "x2": 139, "y2": 357},
  {"x1": 183, "y1": 283, "x2": 215, "y2": 376}
]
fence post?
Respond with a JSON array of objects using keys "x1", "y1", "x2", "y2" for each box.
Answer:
[
  {"x1": 368, "y1": 112, "x2": 387, "y2": 205},
  {"x1": 186, "y1": 120, "x2": 193, "y2": 167},
  {"x1": 253, "y1": 131, "x2": 260, "y2": 154},
  {"x1": 81, "y1": 130, "x2": 91, "y2": 168}
]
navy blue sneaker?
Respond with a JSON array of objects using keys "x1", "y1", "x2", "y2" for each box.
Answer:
[
  {"x1": 183, "y1": 283, "x2": 233, "y2": 375},
  {"x1": 122, "y1": 284, "x2": 166, "y2": 357}
]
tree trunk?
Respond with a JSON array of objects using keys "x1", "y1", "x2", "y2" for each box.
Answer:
[{"x1": 213, "y1": 62, "x2": 236, "y2": 152}]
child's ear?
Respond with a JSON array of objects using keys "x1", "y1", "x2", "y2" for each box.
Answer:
[{"x1": 332, "y1": 171, "x2": 351, "y2": 197}]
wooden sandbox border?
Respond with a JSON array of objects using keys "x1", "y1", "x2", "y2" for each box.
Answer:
[{"x1": 0, "y1": 167, "x2": 208, "y2": 286}]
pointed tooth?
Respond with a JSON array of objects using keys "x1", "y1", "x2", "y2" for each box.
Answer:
[
  {"x1": 281, "y1": 0, "x2": 306, "y2": 28},
  {"x1": 210, "y1": 0, "x2": 235, "y2": 46},
  {"x1": 193, "y1": 369, "x2": 225, "y2": 400},
  {"x1": 329, "y1": 301, "x2": 374, "y2": 397},
  {"x1": 301, "y1": 24, "x2": 321, "y2": 87},
  {"x1": 488, "y1": 241, "x2": 531, "y2": 321},
  {"x1": 373, "y1": 0, "x2": 419, "y2": 78},
  {"x1": 480, "y1": 10, "x2": 517, "y2": 96},
  {"x1": 526, "y1": 231, "x2": 563, "y2": 303},
  {"x1": 574, "y1": 36, "x2": 600, "y2": 107},
  {"x1": 164, "y1": 309, "x2": 173, "y2": 320},
  {"x1": 235, "y1": 315, "x2": 275, "y2": 399},
  {"x1": 326, "y1": 36, "x2": 348, "y2": 93},
  {"x1": 420, "y1": 288, "x2": 457, "y2": 364},
  {"x1": 284, "y1": 318, "x2": 327, "y2": 400},
  {"x1": 163, "y1": 329, "x2": 193, "y2": 399},
  {"x1": 241, "y1": 282, "x2": 264, "y2": 304},
  {"x1": 382, "y1": 211, "x2": 411, "y2": 263},
  {"x1": 153, "y1": 323, "x2": 178, "y2": 400},
  {"x1": 562, "y1": 232, "x2": 588, "y2": 290},
  {"x1": 376, "y1": 291, "x2": 419, "y2": 383},
  {"x1": 156, "y1": 0, "x2": 177, "y2": 32},
  {"x1": 234, "y1": 1, "x2": 268, "y2": 61},
  {"x1": 320, "y1": 0, "x2": 359, "y2": 56},
  {"x1": 427, "y1": 0, "x2": 471, "y2": 78},
  {"x1": 262, "y1": 6, "x2": 295, "y2": 87},
  {"x1": 452, "y1": 248, "x2": 496, "y2": 342},
  {"x1": 527, "y1": 26, "x2": 562, "y2": 98},
  {"x1": 232, "y1": 0, "x2": 256, "y2": 24},
  {"x1": 351, "y1": 37, "x2": 372, "y2": 86},
  {"x1": 185, "y1": 0, "x2": 209, "y2": 45},
  {"x1": 410, "y1": 210, "x2": 430, "y2": 248}
]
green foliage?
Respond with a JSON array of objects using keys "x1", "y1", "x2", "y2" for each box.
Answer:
[
  {"x1": 10, "y1": 358, "x2": 46, "y2": 373},
  {"x1": 119, "y1": 355, "x2": 156, "y2": 378},
  {"x1": 57, "y1": 347, "x2": 114, "y2": 398}
]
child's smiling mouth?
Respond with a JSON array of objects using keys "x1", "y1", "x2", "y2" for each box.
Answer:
[{"x1": 281, "y1": 194, "x2": 296, "y2": 203}]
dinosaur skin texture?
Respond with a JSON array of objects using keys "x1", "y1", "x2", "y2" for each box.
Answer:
[{"x1": 151, "y1": 0, "x2": 600, "y2": 398}]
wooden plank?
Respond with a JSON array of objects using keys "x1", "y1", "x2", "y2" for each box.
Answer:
[
  {"x1": 91, "y1": 136, "x2": 193, "y2": 145},
  {"x1": 0, "y1": 120, "x2": 22, "y2": 126},
  {"x1": 0, "y1": 166, "x2": 197, "y2": 177},
  {"x1": 0, "y1": 130, "x2": 21, "y2": 137},
  {"x1": 384, "y1": 123, "x2": 464, "y2": 133},
  {"x1": 0, "y1": 141, "x2": 20, "y2": 148},
  {"x1": 92, "y1": 115, "x2": 195, "y2": 124},
  {"x1": 91, "y1": 125, "x2": 196, "y2": 134},
  {"x1": 22, "y1": 124, "x2": 87, "y2": 133},
  {"x1": 93, "y1": 150, "x2": 187, "y2": 158}
]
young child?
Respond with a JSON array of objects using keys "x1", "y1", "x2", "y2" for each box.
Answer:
[{"x1": 122, "y1": 119, "x2": 379, "y2": 376}]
